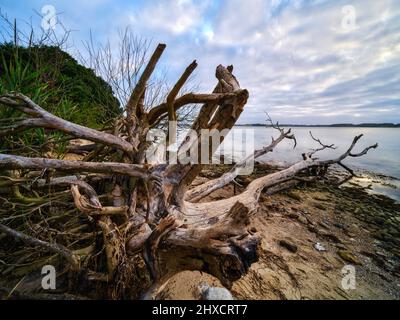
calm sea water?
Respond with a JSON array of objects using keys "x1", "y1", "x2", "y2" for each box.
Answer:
[{"x1": 218, "y1": 126, "x2": 400, "y2": 201}]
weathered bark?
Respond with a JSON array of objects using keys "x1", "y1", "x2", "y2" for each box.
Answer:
[
  {"x1": 183, "y1": 134, "x2": 377, "y2": 223},
  {"x1": 0, "y1": 93, "x2": 134, "y2": 154},
  {"x1": 147, "y1": 92, "x2": 243, "y2": 126},
  {"x1": 186, "y1": 124, "x2": 296, "y2": 202},
  {"x1": 126, "y1": 43, "x2": 166, "y2": 116},
  {"x1": 166, "y1": 60, "x2": 198, "y2": 122},
  {"x1": 0, "y1": 42, "x2": 378, "y2": 299},
  {"x1": 165, "y1": 65, "x2": 249, "y2": 208},
  {"x1": 153, "y1": 202, "x2": 259, "y2": 284},
  {"x1": 0, "y1": 154, "x2": 152, "y2": 178}
]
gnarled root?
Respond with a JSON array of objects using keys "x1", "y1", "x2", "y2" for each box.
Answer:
[{"x1": 135, "y1": 202, "x2": 261, "y2": 299}]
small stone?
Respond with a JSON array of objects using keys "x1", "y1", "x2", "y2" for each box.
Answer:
[
  {"x1": 336, "y1": 244, "x2": 347, "y2": 250},
  {"x1": 344, "y1": 230, "x2": 356, "y2": 238},
  {"x1": 322, "y1": 232, "x2": 342, "y2": 244},
  {"x1": 287, "y1": 191, "x2": 302, "y2": 201},
  {"x1": 314, "y1": 195, "x2": 329, "y2": 202},
  {"x1": 198, "y1": 282, "x2": 234, "y2": 300},
  {"x1": 322, "y1": 264, "x2": 334, "y2": 271},
  {"x1": 333, "y1": 223, "x2": 345, "y2": 229},
  {"x1": 278, "y1": 239, "x2": 298, "y2": 253},
  {"x1": 298, "y1": 215, "x2": 308, "y2": 224},
  {"x1": 314, "y1": 203, "x2": 326, "y2": 210},
  {"x1": 337, "y1": 250, "x2": 362, "y2": 265},
  {"x1": 319, "y1": 221, "x2": 330, "y2": 229},
  {"x1": 288, "y1": 213, "x2": 299, "y2": 219},
  {"x1": 314, "y1": 242, "x2": 326, "y2": 251}
]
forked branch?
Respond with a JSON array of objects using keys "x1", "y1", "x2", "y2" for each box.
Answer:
[
  {"x1": 186, "y1": 116, "x2": 297, "y2": 202},
  {"x1": 183, "y1": 134, "x2": 378, "y2": 221},
  {"x1": 306, "y1": 131, "x2": 337, "y2": 158}
]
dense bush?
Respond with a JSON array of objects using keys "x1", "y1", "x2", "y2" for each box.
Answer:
[
  {"x1": 0, "y1": 43, "x2": 122, "y2": 155},
  {"x1": 0, "y1": 43, "x2": 121, "y2": 126}
]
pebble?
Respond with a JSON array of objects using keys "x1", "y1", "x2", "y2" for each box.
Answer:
[
  {"x1": 287, "y1": 191, "x2": 302, "y2": 201},
  {"x1": 337, "y1": 250, "x2": 362, "y2": 265},
  {"x1": 314, "y1": 242, "x2": 326, "y2": 251},
  {"x1": 333, "y1": 222, "x2": 345, "y2": 229},
  {"x1": 314, "y1": 203, "x2": 326, "y2": 210},
  {"x1": 298, "y1": 215, "x2": 308, "y2": 224},
  {"x1": 198, "y1": 282, "x2": 234, "y2": 300},
  {"x1": 279, "y1": 239, "x2": 298, "y2": 253},
  {"x1": 319, "y1": 221, "x2": 330, "y2": 229},
  {"x1": 288, "y1": 213, "x2": 299, "y2": 219}
]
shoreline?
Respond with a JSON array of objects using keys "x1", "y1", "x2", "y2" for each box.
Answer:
[
  {"x1": 1, "y1": 161, "x2": 398, "y2": 300},
  {"x1": 255, "y1": 161, "x2": 400, "y2": 203},
  {"x1": 159, "y1": 163, "x2": 400, "y2": 300}
]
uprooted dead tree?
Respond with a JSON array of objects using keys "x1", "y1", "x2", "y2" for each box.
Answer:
[{"x1": 0, "y1": 43, "x2": 378, "y2": 299}]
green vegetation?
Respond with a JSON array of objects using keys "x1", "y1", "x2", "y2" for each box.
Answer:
[{"x1": 0, "y1": 43, "x2": 121, "y2": 155}]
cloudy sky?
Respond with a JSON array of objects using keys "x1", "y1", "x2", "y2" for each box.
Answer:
[{"x1": 1, "y1": 0, "x2": 399, "y2": 124}]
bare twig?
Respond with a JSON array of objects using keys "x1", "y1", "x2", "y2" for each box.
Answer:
[
  {"x1": 307, "y1": 131, "x2": 337, "y2": 158},
  {"x1": 265, "y1": 112, "x2": 297, "y2": 148},
  {"x1": 0, "y1": 223, "x2": 79, "y2": 269},
  {"x1": 186, "y1": 115, "x2": 297, "y2": 202}
]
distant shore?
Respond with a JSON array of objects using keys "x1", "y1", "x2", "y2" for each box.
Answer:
[{"x1": 236, "y1": 123, "x2": 400, "y2": 128}]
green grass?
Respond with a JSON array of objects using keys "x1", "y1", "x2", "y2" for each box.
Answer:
[{"x1": 0, "y1": 43, "x2": 122, "y2": 156}]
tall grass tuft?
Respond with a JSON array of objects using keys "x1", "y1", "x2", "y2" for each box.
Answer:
[{"x1": 0, "y1": 14, "x2": 121, "y2": 157}]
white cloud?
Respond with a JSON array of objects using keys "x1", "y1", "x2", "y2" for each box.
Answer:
[
  {"x1": 126, "y1": 0, "x2": 207, "y2": 35},
  {"x1": 195, "y1": 0, "x2": 400, "y2": 124},
  {"x1": 7, "y1": 0, "x2": 399, "y2": 124}
]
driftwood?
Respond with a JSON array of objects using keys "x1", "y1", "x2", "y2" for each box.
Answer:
[{"x1": 0, "y1": 43, "x2": 378, "y2": 299}]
